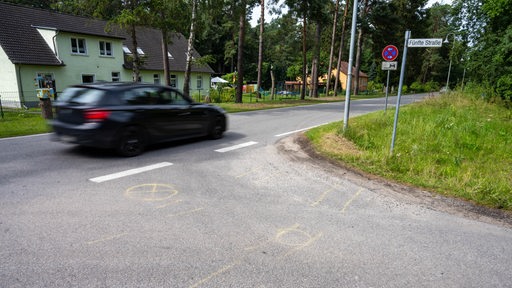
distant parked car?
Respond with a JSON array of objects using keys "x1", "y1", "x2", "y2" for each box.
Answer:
[{"x1": 51, "y1": 82, "x2": 227, "y2": 156}]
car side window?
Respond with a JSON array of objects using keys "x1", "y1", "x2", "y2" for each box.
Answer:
[
  {"x1": 123, "y1": 88, "x2": 159, "y2": 105},
  {"x1": 159, "y1": 89, "x2": 189, "y2": 106}
]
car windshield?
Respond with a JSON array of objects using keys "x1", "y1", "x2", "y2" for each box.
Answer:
[{"x1": 57, "y1": 87, "x2": 106, "y2": 105}]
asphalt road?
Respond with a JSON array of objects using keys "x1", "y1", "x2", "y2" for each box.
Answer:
[{"x1": 1, "y1": 94, "x2": 511, "y2": 287}]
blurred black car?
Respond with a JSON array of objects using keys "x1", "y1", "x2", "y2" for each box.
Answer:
[{"x1": 51, "y1": 82, "x2": 227, "y2": 156}]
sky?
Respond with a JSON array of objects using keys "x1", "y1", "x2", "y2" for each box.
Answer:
[{"x1": 250, "y1": 0, "x2": 453, "y2": 27}]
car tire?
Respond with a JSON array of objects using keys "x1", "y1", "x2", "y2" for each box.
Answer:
[
  {"x1": 117, "y1": 126, "x2": 145, "y2": 157},
  {"x1": 209, "y1": 117, "x2": 224, "y2": 140}
]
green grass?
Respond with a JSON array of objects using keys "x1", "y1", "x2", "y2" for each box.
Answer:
[
  {"x1": 306, "y1": 93, "x2": 512, "y2": 211},
  {"x1": 0, "y1": 110, "x2": 51, "y2": 138}
]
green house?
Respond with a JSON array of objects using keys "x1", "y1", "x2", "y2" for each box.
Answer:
[{"x1": 0, "y1": 2, "x2": 214, "y2": 108}]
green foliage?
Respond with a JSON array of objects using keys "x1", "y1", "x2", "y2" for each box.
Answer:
[
  {"x1": 367, "y1": 81, "x2": 383, "y2": 93},
  {"x1": 496, "y1": 74, "x2": 512, "y2": 101},
  {"x1": 424, "y1": 81, "x2": 440, "y2": 92},
  {"x1": 410, "y1": 81, "x2": 424, "y2": 93},
  {"x1": 209, "y1": 87, "x2": 235, "y2": 103}
]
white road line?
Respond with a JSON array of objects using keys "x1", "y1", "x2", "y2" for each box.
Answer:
[
  {"x1": 89, "y1": 162, "x2": 173, "y2": 183},
  {"x1": 215, "y1": 141, "x2": 258, "y2": 153},
  {"x1": 274, "y1": 123, "x2": 328, "y2": 137}
]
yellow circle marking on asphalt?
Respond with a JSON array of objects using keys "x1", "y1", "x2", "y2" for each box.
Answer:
[
  {"x1": 125, "y1": 184, "x2": 178, "y2": 202},
  {"x1": 275, "y1": 224, "x2": 313, "y2": 246}
]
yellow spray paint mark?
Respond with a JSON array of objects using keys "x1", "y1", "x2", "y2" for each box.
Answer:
[
  {"x1": 125, "y1": 183, "x2": 178, "y2": 202},
  {"x1": 189, "y1": 260, "x2": 241, "y2": 288},
  {"x1": 341, "y1": 188, "x2": 363, "y2": 214},
  {"x1": 275, "y1": 224, "x2": 323, "y2": 258},
  {"x1": 311, "y1": 186, "x2": 336, "y2": 207}
]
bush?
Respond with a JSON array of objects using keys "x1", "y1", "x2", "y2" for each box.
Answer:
[
  {"x1": 424, "y1": 81, "x2": 440, "y2": 92},
  {"x1": 367, "y1": 81, "x2": 384, "y2": 93},
  {"x1": 410, "y1": 81, "x2": 424, "y2": 93},
  {"x1": 496, "y1": 75, "x2": 512, "y2": 101}
]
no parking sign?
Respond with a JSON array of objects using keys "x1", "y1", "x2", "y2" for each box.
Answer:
[{"x1": 382, "y1": 45, "x2": 399, "y2": 61}]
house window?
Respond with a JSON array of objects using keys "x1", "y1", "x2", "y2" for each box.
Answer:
[
  {"x1": 71, "y1": 38, "x2": 87, "y2": 55},
  {"x1": 122, "y1": 46, "x2": 132, "y2": 54},
  {"x1": 168, "y1": 52, "x2": 174, "y2": 59},
  {"x1": 170, "y1": 75, "x2": 177, "y2": 88},
  {"x1": 82, "y1": 74, "x2": 95, "y2": 83},
  {"x1": 137, "y1": 47, "x2": 145, "y2": 55},
  {"x1": 153, "y1": 74, "x2": 160, "y2": 84},
  {"x1": 112, "y1": 72, "x2": 120, "y2": 82},
  {"x1": 196, "y1": 75, "x2": 202, "y2": 89},
  {"x1": 36, "y1": 73, "x2": 54, "y2": 89},
  {"x1": 99, "y1": 41, "x2": 112, "y2": 56}
]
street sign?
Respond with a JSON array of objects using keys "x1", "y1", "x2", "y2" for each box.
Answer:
[
  {"x1": 382, "y1": 61, "x2": 398, "y2": 70},
  {"x1": 382, "y1": 45, "x2": 399, "y2": 61},
  {"x1": 407, "y1": 38, "x2": 443, "y2": 47}
]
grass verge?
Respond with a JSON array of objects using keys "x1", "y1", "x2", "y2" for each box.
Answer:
[
  {"x1": 0, "y1": 110, "x2": 51, "y2": 138},
  {"x1": 306, "y1": 92, "x2": 512, "y2": 211}
]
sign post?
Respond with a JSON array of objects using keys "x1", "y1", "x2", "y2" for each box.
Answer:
[
  {"x1": 382, "y1": 45, "x2": 399, "y2": 112},
  {"x1": 389, "y1": 35, "x2": 444, "y2": 156},
  {"x1": 390, "y1": 30, "x2": 411, "y2": 156}
]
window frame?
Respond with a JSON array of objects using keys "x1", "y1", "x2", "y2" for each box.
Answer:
[
  {"x1": 170, "y1": 75, "x2": 177, "y2": 88},
  {"x1": 81, "y1": 74, "x2": 95, "y2": 84},
  {"x1": 196, "y1": 75, "x2": 203, "y2": 89},
  {"x1": 99, "y1": 41, "x2": 113, "y2": 57},
  {"x1": 111, "y1": 72, "x2": 121, "y2": 82},
  {"x1": 71, "y1": 38, "x2": 87, "y2": 55}
]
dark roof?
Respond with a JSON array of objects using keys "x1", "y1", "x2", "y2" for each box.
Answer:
[
  {"x1": 0, "y1": 2, "x2": 213, "y2": 73},
  {"x1": 123, "y1": 27, "x2": 214, "y2": 73}
]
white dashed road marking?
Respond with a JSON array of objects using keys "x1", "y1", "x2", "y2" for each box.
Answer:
[
  {"x1": 215, "y1": 141, "x2": 258, "y2": 153},
  {"x1": 274, "y1": 123, "x2": 328, "y2": 137},
  {"x1": 89, "y1": 162, "x2": 173, "y2": 183}
]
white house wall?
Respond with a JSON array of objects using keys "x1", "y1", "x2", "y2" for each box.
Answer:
[
  {"x1": 36, "y1": 28, "x2": 58, "y2": 55},
  {"x1": 0, "y1": 45, "x2": 20, "y2": 108}
]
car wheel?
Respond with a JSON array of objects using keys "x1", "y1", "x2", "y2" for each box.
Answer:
[
  {"x1": 209, "y1": 117, "x2": 224, "y2": 140},
  {"x1": 117, "y1": 126, "x2": 145, "y2": 157}
]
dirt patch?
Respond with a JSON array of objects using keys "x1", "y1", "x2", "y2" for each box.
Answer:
[
  {"x1": 317, "y1": 133, "x2": 362, "y2": 156},
  {"x1": 276, "y1": 133, "x2": 512, "y2": 229}
]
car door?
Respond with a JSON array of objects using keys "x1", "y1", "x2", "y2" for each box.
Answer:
[
  {"x1": 157, "y1": 88, "x2": 209, "y2": 139},
  {"x1": 122, "y1": 87, "x2": 165, "y2": 142}
]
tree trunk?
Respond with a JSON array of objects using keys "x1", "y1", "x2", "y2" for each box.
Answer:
[
  {"x1": 183, "y1": 0, "x2": 197, "y2": 98},
  {"x1": 326, "y1": 0, "x2": 340, "y2": 97},
  {"x1": 301, "y1": 15, "x2": 307, "y2": 100},
  {"x1": 131, "y1": 24, "x2": 140, "y2": 82},
  {"x1": 39, "y1": 98, "x2": 53, "y2": 119},
  {"x1": 311, "y1": 22, "x2": 321, "y2": 98},
  {"x1": 161, "y1": 28, "x2": 170, "y2": 86},
  {"x1": 235, "y1": 2, "x2": 246, "y2": 103},
  {"x1": 256, "y1": 0, "x2": 264, "y2": 99},
  {"x1": 334, "y1": 0, "x2": 350, "y2": 96},
  {"x1": 270, "y1": 65, "x2": 275, "y2": 100},
  {"x1": 354, "y1": 27, "x2": 363, "y2": 95},
  {"x1": 354, "y1": 0, "x2": 369, "y2": 95}
]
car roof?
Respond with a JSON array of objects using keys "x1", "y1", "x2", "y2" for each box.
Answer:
[{"x1": 70, "y1": 82, "x2": 170, "y2": 91}]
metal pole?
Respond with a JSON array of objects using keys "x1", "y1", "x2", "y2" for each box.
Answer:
[
  {"x1": 390, "y1": 30, "x2": 410, "y2": 156},
  {"x1": 385, "y1": 70, "x2": 390, "y2": 112},
  {"x1": 446, "y1": 58, "x2": 452, "y2": 91},
  {"x1": 444, "y1": 33, "x2": 455, "y2": 91},
  {"x1": 343, "y1": 0, "x2": 359, "y2": 133}
]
